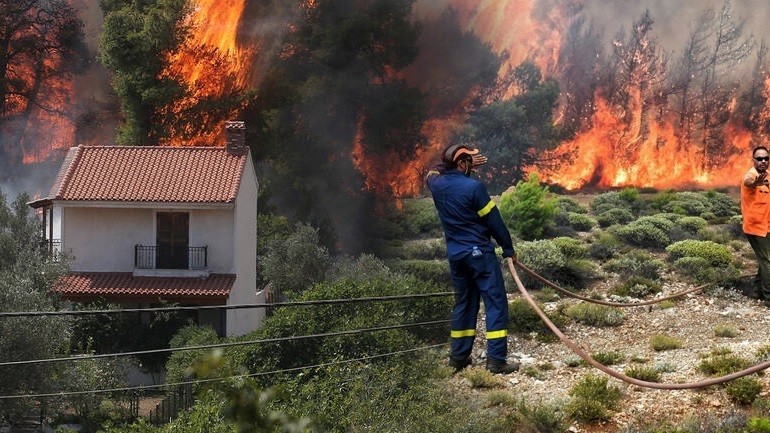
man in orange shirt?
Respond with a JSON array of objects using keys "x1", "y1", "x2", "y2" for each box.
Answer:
[{"x1": 741, "y1": 146, "x2": 770, "y2": 303}]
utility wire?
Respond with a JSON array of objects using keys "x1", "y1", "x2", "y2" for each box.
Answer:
[
  {"x1": 0, "y1": 319, "x2": 450, "y2": 367},
  {"x1": 0, "y1": 292, "x2": 454, "y2": 318},
  {"x1": 0, "y1": 342, "x2": 449, "y2": 400}
]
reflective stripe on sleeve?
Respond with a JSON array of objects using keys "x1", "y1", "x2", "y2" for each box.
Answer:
[
  {"x1": 477, "y1": 200, "x2": 496, "y2": 217},
  {"x1": 486, "y1": 330, "x2": 507, "y2": 339},
  {"x1": 450, "y1": 329, "x2": 476, "y2": 338}
]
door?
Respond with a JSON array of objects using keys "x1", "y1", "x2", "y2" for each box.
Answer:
[{"x1": 156, "y1": 212, "x2": 189, "y2": 269}]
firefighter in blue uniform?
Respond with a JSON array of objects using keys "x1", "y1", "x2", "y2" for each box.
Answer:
[{"x1": 426, "y1": 143, "x2": 520, "y2": 374}]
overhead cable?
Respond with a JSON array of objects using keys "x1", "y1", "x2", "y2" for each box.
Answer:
[
  {"x1": 0, "y1": 292, "x2": 453, "y2": 318},
  {"x1": 0, "y1": 342, "x2": 449, "y2": 400},
  {"x1": 0, "y1": 319, "x2": 450, "y2": 367}
]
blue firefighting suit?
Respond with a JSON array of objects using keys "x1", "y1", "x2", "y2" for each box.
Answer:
[{"x1": 426, "y1": 168, "x2": 515, "y2": 363}]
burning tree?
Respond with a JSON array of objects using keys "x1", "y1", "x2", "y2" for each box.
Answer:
[{"x1": 0, "y1": 0, "x2": 86, "y2": 175}]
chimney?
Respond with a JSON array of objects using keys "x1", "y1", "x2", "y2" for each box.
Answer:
[{"x1": 225, "y1": 120, "x2": 246, "y2": 155}]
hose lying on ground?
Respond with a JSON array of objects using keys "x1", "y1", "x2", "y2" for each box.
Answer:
[{"x1": 507, "y1": 258, "x2": 770, "y2": 390}]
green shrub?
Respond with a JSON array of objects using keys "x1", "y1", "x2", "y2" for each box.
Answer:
[
  {"x1": 386, "y1": 259, "x2": 450, "y2": 286},
  {"x1": 614, "y1": 220, "x2": 671, "y2": 249},
  {"x1": 566, "y1": 374, "x2": 622, "y2": 422},
  {"x1": 259, "y1": 223, "x2": 331, "y2": 296},
  {"x1": 698, "y1": 352, "x2": 752, "y2": 376},
  {"x1": 568, "y1": 374, "x2": 622, "y2": 408},
  {"x1": 678, "y1": 216, "x2": 709, "y2": 233},
  {"x1": 697, "y1": 226, "x2": 734, "y2": 244},
  {"x1": 666, "y1": 239, "x2": 733, "y2": 267},
  {"x1": 557, "y1": 197, "x2": 588, "y2": 214},
  {"x1": 603, "y1": 250, "x2": 664, "y2": 280},
  {"x1": 515, "y1": 239, "x2": 564, "y2": 287},
  {"x1": 566, "y1": 212, "x2": 597, "y2": 232},
  {"x1": 165, "y1": 325, "x2": 221, "y2": 384},
  {"x1": 726, "y1": 377, "x2": 762, "y2": 406},
  {"x1": 673, "y1": 256, "x2": 717, "y2": 284},
  {"x1": 396, "y1": 238, "x2": 446, "y2": 260},
  {"x1": 714, "y1": 323, "x2": 739, "y2": 338},
  {"x1": 595, "y1": 208, "x2": 635, "y2": 228},
  {"x1": 566, "y1": 398, "x2": 610, "y2": 423},
  {"x1": 485, "y1": 391, "x2": 518, "y2": 407},
  {"x1": 508, "y1": 298, "x2": 567, "y2": 342},
  {"x1": 591, "y1": 351, "x2": 624, "y2": 366},
  {"x1": 563, "y1": 303, "x2": 625, "y2": 327},
  {"x1": 588, "y1": 232, "x2": 620, "y2": 260},
  {"x1": 662, "y1": 192, "x2": 710, "y2": 216},
  {"x1": 551, "y1": 237, "x2": 588, "y2": 259},
  {"x1": 704, "y1": 190, "x2": 740, "y2": 219},
  {"x1": 746, "y1": 416, "x2": 770, "y2": 433},
  {"x1": 650, "y1": 334, "x2": 682, "y2": 351},
  {"x1": 591, "y1": 189, "x2": 645, "y2": 215},
  {"x1": 624, "y1": 365, "x2": 662, "y2": 382},
  {"x1": 613, "y1": 275, "x2": 662, "y2": 298},
  {"x1": 514, "y1": 399, "x2": 568, "y2": 432},
  {"x1": 756, "y1": 344, "x2": 770, "y2": 363},
  {"x1": 400, "y1": 198, "x2": 442, "y2": 235},
  {"x1": 499, "y1": 173, "x2": 558, "y2": 240},
  {"x1": 460, "y1": 368, "x2": 503, "y2": 388}
]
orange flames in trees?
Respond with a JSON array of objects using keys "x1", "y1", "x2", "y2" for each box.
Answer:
[{"x1": 162, "y1": 0, "x2": 256, "y2": 146}]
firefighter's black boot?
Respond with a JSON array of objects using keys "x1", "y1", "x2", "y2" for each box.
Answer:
[
  {"x1": 448, "y1": 355, "x2": 472, "y2": 372},
  {"x1": 486, "y1": 358, "x2": 520, "y2": 374}
]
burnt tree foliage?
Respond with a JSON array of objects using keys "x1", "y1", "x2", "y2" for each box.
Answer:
[{"x1": 0, "y1": 0, "x2": 86, "y2": 176}]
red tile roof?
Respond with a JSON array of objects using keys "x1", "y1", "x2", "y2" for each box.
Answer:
[
  {"x1": 55, "y1": 273, "x2": 235, "y2": 303},
  {"x1": 41, "y1": 146, "x2": 248, "y2": 204}
]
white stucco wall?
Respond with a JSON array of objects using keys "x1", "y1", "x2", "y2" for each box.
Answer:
[
  {"x1": 62, "y1": 207, "x2": 153, "y2": 272},
  {"x1": 226, "y1": 152, "x2": 262, "y2": 336},
  {"x1": 60, "y1": 205, "x2": 235, "y2": 273}
]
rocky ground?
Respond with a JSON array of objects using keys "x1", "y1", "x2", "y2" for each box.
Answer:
[{"x1": 448, "y1": 250, "x2": 770, "y2": 432}]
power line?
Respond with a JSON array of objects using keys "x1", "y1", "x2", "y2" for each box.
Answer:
[
  {"x1": 0, "y1": 292, "x2": 453, "y2": 318},
  {"x1": 0, "y1": 319, "x2": 450, "y2": 367},
  {"x1": 0, "y1": 342, "x2": 449, "y2": 400}
]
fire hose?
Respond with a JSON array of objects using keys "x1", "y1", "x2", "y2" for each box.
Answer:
[
  {"x1": 513, "y1": 261, "x2": 709, "y2": 307},
  {"x1": 505, "y1": 258, "x2": 770, "y2": 389}
]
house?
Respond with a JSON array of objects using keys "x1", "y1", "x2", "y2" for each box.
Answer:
[{"x1": 28, "y1": 121, "x2": 263, "y2": 337}]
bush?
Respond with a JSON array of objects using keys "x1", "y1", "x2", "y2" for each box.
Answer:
[
  {"x1": 386, "y1": 260, "x2": 450, "y2": 286},
  {"x1": 563, "y1": 303, "x2": 625, "y2": 327},
  {"x1": 603, "y1": 250, "x2": 664, "y2": 280},
  {"x1": 624, "y1": 365, "x2": 661, "y2": 382},
  {"x1": 726, "y1": 377, "x2": 763, "y2": 405},
  {"x1": 566, "y1": 374, "x2": 622, "y2": 422},
  {"x1": 678, "y1": 216, "x2": 709, "y2": 233},
  {"x1": 566, "y1": 212, "x2": 597, "y2": 232},
  {"x1": 499, "y1": 173, "x2": 558, "y2": 240},
  {"x1": 259, "y1": 223, "x2": 331, "y2": 297},
  {"x1": 698, "y1": 352, "x2": 752, "y2": 376},
  {"x1": 588, "y1": 232, "x2": 620, "y2": 260},
  {"x1": 662, "y1": 191, "x2": 710, "y2": 216},
  {"x1": 714, "y1": 323, "x2": 739, "y2": 338},
  {"x1": 614, "y1": 219, "x2": 671, "y2": 249},
  {"x1": 514, "y1": 240, "x2": 596, "y2": 290},
  {"x1": 400, "y1": 198, "x2": 442, "y2": 235},
  {"x1": 165, "y1": 325, "x2": 221, "y2": 384},
  {"x1": 650, "y1": 334, "x2": 682, "y2": 351},
  {"x1": 666, "y1": 239, "x2": 733, "y2": 267},
  {"x1": 613, "y1": 276, "x2": 662, "y2": 298},
  {"x1": 241, "y1": 273, "x2": 451, "y2": 384},
  {"x1": 595, "y1": 208, "x2": 635, "y2": 228},
  {"x1": 591, "y1": 351, "x2": 624, "y2": 366},
  {"x1": 460, "y1": 368, "x2": 504, "y2": 389},
  {"x1": 704, "y1": 190, "x2": 740, "y2": 219},
  {"x1": 557, "y1": 196, "x2": 588, "y2": 214},
  {"x1": 513, "y1": 400, "x2": 568, "y2": 433},
  {"x1": 673, "y1": 256, "x2": 718, "y2": 284},
  {"x1": 591, "y1": 189, "x2": 644, "y2": 215},
  {"x1": 508, "y1": 298, "x2": 567, "y2": 342},
  {"x1": 551, "y1": 237, "x2": 588, "y2": 259}
]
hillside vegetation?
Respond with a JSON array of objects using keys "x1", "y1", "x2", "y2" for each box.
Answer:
[{"x1": 67, "y1": 183, "x2": 770, "y2": 433}]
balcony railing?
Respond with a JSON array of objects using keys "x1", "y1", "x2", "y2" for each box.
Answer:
[
  {"x1": 134, "y1": 245, "x2": 208, "y2": 270},
  {"x1": 38, "y1": 239, "x2": 62, "y2": 258}
]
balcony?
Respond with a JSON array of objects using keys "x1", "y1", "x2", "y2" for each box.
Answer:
[{"x1": 134, "y1": 245, "x2": 209, "y2": 278}]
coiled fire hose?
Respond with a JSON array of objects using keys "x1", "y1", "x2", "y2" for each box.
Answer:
[{"x1": 506, "y1": 258, "x2": 770, "y2": 389}]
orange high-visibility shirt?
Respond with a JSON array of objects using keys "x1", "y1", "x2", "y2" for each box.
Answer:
[{"x1": 741, "y1": 167, "x2": 770, "y2": 236}]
